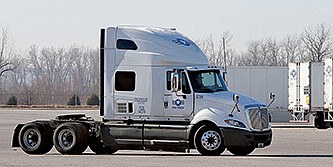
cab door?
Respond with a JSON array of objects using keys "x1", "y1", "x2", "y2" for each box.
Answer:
[{"x1": 164, "y1": 71, "x2": 193, "y2": 118}]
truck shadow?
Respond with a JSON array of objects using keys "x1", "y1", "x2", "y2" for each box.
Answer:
[
  {"x1": 76, "y1": 153, "x2": 333, "y2": 158},
  {"x1": 248, "y1": 154, "x2": 333, "y2": 158}
]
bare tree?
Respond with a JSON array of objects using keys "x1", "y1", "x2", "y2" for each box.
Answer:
[
  {"x1": 238, "y1": 38, "x2": 286, "y2": 66},
  {"x1": 266, "y1": 38, "x2": 279, "y2": 66},
  {"x1": 238, "y1": 40, "x2": 267, "y2": 66},
  {"x1": 0, "y1": 26, "x2": 17, "y2": 76},
  {"x1": 196, "y1": 34, "x2": 216, "y2": 64},
  {"x1": 302, "y1": 24, "x2": 333, "y2": 62},
  {"x1": 6, "y1": 52, "x2": 30, "y2": 90},
  {"x1": 281, "y1": 35, "x2": 307, "y2": 63},
  {"x1": 196, "y1": 32, "x2": 236, "y2": 66},
  {"x1": 11, "y1": 54, "x2": 35, "y2": 105},
  {"x1": 28, "y1": 45, "x2": 100, "y2": 103}
]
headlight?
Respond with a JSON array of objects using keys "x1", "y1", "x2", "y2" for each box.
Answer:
[{"x1": 224, "y1": 119, "x2": 246, "y2": 128}]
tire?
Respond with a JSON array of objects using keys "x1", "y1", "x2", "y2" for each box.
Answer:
[
  {"x1": 53, "y1": 123, "x2": 89, "y2": 154},
  {"x1": 194, "y1": 125, "x2": 225, "y2": 156},
  {"x1": 228, "y1": 146, "x2": 255, "y2": 156},
  {"x1": 18, "y1": 122, "x2": 53, "y2": 154},
  {"x1": 314, "y1": 115, "x2": 329, "y2": 129},
  {"x1": 89, "y1": 135, "x2": 118, "y2": 154}
]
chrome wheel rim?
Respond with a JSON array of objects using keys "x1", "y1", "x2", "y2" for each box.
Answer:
[{"x1": 200, "y1": 130, "x2": 221, "y2": 151}]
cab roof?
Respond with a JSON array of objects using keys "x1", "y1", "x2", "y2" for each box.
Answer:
[{"x1": 105, "y1": 25, "x2": 209, "y2": 67}]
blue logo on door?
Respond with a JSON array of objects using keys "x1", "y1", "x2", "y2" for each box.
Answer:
[{"x1": 172, "y1": 99, "x2": 184, "y2": 109}]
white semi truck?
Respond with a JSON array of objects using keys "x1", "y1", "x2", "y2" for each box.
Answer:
[{"x1": 12, "y1": 26, "x2": 272, "y2": 156}]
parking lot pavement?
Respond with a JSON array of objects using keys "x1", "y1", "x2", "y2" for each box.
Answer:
[{"x1": 1, "y1": 109, "x2": 332, "y2": 167}]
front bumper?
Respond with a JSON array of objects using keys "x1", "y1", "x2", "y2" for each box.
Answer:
[{"x1": 220, "y1": 127, "x2": 272, "y2": 148}]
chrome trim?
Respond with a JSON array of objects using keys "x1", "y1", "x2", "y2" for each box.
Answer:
[{"x1": 246, "y1": 107, "x2": 270, "y2": 131}]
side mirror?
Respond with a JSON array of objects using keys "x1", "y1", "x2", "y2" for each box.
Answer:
[
  {"x1": 171, "y1": 72, "x2": 179, "y2": 92},
  {"x1": 229, "y1": 94, "x2": 240, "y2": 117},
  {"x1": 267, "y1": 92, "x2": 276, "y2": 108},
  {"x1": 233, "y1": 94, "x2": 239, "y2": 102},
  {"x1": 269, "y1": 92, "x2": 276, "y2": 100}
]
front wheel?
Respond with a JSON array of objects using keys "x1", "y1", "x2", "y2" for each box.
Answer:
[
  {"x1": 228, "y1": 146, "x2": 255, "y2": 156},
  {"x1": 194, "y1": 125, "x2": 225, "y2": 156}
]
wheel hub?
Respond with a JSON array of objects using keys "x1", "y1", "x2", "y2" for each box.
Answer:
[
  {"x1": 58, "y1": 129, "x2": 74, "y2": 148},
  {"x1": 200, "y1": 130, "x2": 221, "y2": 151},
  {"x1": 23, "y1": 129, "x2": 40, "y2": 148}
]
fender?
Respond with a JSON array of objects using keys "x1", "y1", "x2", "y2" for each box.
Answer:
[
  {"x1": 12, "y1": 124, "x2": 24, "y2": 147},
  {"x1": 191, "y1": 108, "x2": 250, "y2": 130}
]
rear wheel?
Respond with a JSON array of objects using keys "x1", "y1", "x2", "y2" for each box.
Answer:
[
  {"x1": 194, "y1": 125, "x2": 225, "y2": 156},
  {"x1": 53, "y1": 123, "x2": 89, "y2": 154},
  {"x1": 18, "y1": 122, "x2": 53, "y2": 154},
  {"x1": 228, "y1": 146, "x2": 255, "y2": 156}
]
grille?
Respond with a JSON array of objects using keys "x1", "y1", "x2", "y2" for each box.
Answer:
[{"x1": 248, "y1": 108, "x2": 269, "y2": 130}]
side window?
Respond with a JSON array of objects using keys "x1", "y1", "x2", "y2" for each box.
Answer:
[
  {"x1": 117, "y1": 39, "x2": 138, "y2": 50},
  {"x1": 115, "y1": 71, "x2": 136, "y2": 91},
  {"x1": 182, "y1": 72, "x2": 191, "y2": 94}
]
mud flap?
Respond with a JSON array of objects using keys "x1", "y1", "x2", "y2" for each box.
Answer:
[{"x1": 12, "y1": 124, "x2": 24, "y2": 147}]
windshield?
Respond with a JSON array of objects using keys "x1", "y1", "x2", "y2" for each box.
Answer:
[{"x1": 188, "y1": 70, "x2": 228, "y2": 93}]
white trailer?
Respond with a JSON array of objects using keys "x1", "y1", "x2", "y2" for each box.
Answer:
[
  {"x1": 309, "y1": 62, "x2": 324, "y2": 112},
  {"x1": 320, "y1": 58, "x2": 333, "y2": 129},
  {"x1": 288, "y1": 62, "x2": 310, "y2": 122},
  {"x1": 12, "y1": 26, "x2": 272, "y2": 156},
  {"x1": 227, "y1": 66, "x2": 288, "y2": 109}
]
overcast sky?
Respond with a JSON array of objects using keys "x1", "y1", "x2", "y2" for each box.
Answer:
[{"x1": 1, "y1": 0, "x2": 332, "y2": 52}]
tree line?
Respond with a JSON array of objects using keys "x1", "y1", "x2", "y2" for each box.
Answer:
[
  {"x1": 0, "y1": 25, "x2": 100, "y2": 105},
  {"x1": 197, "y1": 23, "x2": 332, "y2": 67},
  {"x1": 0, "y1": 23, "x2": 332, "y2": 105}
]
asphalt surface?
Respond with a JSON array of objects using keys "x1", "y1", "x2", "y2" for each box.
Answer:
[{"x1": 0, "y1": 109, "x2": 332, "y2": 167}]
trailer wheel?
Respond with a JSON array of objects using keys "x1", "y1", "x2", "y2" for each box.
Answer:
[
  {"x1": 89, "y1": 136, "x2": 118, "y2": 154},
  {"x1": 228, "y1": 146, "x2": 255, "y2": 156},
  {"x1": 194, "y1": 125, "x2": 225, "y2": 156},
  {"x1": 18, "y1": 122, "x2": 53, "y2": 154},
  {"x1": 53, "y1": 123, "x2": 89, "y2": 154},
  {"x1": 314, "y1": 115, "x2": 329, "y2": 129}
]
